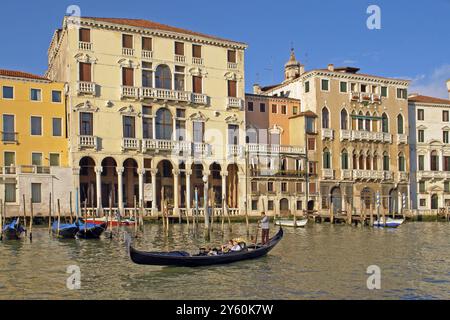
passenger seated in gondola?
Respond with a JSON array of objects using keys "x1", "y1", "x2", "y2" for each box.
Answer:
[
  {"x1": 221, "y1": 240, "x2": 235, "y2": 253},
  {"x1": 230, "y1": 241, "x2": 242, "y2": 252},
  {"x1": 207, "y1": 248, "x2": 219, "y2": 256}
]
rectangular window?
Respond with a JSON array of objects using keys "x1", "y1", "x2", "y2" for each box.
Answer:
[
  {"x1": 123, "y1": 116, "x2": 136, "y2": 138},
  {"x1": 4, "y1": 151, "x2": 15, "y2": 167},
  {"x1": 122, "y1": 34, "x2": 133, "y2": 49},
  {"x1": 227, "y1": 50, "x2": 236, "y2": 63},
  {"x1": 142, "y1": 69, "x2": 153, "y2": 88},
  {"x1": 308, "y1": 138, "x2": 315, "y2": 151},
  {"x1": 247, "y1": 102, "x2": 254, "y2": 112},
  {"x1": 193, "y1": 121, "x2": 205, "y2": 143},
  {"x1": 260, "y1": 103, "x2": 266, "y2": 113},
  {"x1": 293, "y1": 106, "x2": 298, "y2": 115},
  {"x1": 445, "y1": 182, "x2": 450, "y2": 193},
  {"x1": 321, "y1": 79, "x2": 329, "y2": 91},
  {"x1": 52, "y1": 118, "x2": 62, "y2": 136},
  {"x1": 306, "y1": 117, "x2": 315, "y2": 133},
  {"x1": 192, "y1": 44, "x2": 202, "y2": 58},
  {"x1": 2, "y1": 86, "x2": 14, "y2": 99},
  {"x1": 444, "y1": 156, "x2": 450, "y2": 171},
  {"x1": 175, "y1": 41, "x2": 184, "y2": 55},
  {"x1": 418, "y1": 130, "x2": 424, "y2": 143},
  {"x1": 142, "y1": 37, "x2": 152, "y2": 51},
  {"x1": 251, "y1": 200, "x2": 258, "y2": 211},
  {"x1": 419, "y1": 199, "x2": 426, "y2": 206},
  {"x1": 251, "y1": 182, "x2": 257, "y2": 192},
  {"x1": 268, "y1": 200, "x2": 274, "y2": 211},
  {"x1": 444, "y1": 131, "x2": 449, "y2": 144},
  {"x1": 79, "y1": 62, "x2": 92, "y2": 82},
  {"x1": 281, "y1": 105, "x2": 287, "y2": 115},
  {"x1": 192, "y1": 76, "x2": 202, "y2": 93},
  {"x1": 381, "y1": 86, "x2": 388, "y2": 97},
  {"x1": 5, "y1": 183, "x2": 16, "y2": 203},
  {"x1": 175, "y1": 66, "x2": 185, "y2": 91},
  {"x1": 52, "y1": 90, "x2": 62, "y2": 103},
  {"x1": 32, "y1": 153, "x2": 42, "y2": 166},
  {"x1": 444, "y1": 111, "x2": 449, "y2": 122},
  {"x1": 304, "y1": 81, "x2": 310, "y2": 93},
  {"x1": 309, "y1": 162, "x2": 317, "y2": 175},
  {"x1": 419, "y1": 181, "x2": 425, "y2": 193},
  {"x1": 361, "y1": 84, "x2": 368, "y2": 93},
  {"x1": 227, "y1": 80, "x2": 237, "y2": 97},
  {"x1": 228, "y1": 124, "x2": 239, "y2": 145},
  {"x1": 417, "y1": 109, "x2": 424, "y2": 121},
  {"x1": 309, "y1": 182, "x2": 316, "y2": 194},
  {"x1": 176, "y1": 120, "x2": 186, "y2": 141},
  {"x1": 267, "y1": 182, "x2": 274, "y2": 192},
  {"x1": 271, "y1": 104, "x2": 277, "y2": 113},
  {"x1": 340, "y1": 81, "x2": 347, "y2": 93},
  {"x1": 31, "y1": 183, "x2": 42, "y2": 203},
  {"x1": 30, "y1": 88, "x2": 41, "y2": 101},
  {"x1": 296, "y1": 182, "x2": 303, "y2": 193},
  {"x1": 122, "y1": 67, "x2": 134, "y2": 86},
  {"x1": 418, "y1": 155, "x2": 424, "y2": 171},
  {"x1": 50, "y1": 153, "x2": 60, "y2": 166},
  {"x1": 281, "y1": 182, "x2": 287, "y2": 192},
  {"x1": 296, "y1": 201, "x2": 302, "y2": 210},
  {"x1": 31, "y1": 116, "x2": 42, "y2": 136},
  {"x1": 80, "y1": 112, "x2": 93, "y2": 136},
  {"x1": 79, "y1": 28, "x2": 91, "y2": 42},
  {"x1": 142, "y1": 117, "x2": 153, "y2": 139},
  {"x1": 397, "y1": 88, "x2": 407, "y2": 99},
  {"x1": 2, "y1": 114, "x2": 15, "y2": 142}
]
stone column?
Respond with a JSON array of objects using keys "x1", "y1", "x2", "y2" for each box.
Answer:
[
  {"x1": 116, "y1": 167, "x2": 124, "y2": 215},
  {"x1": 72, "y1": 167, "x2": 81, "y2": 217},
  {"x1": 138, "y1": 169, "x2": 145, "y2": 208},
  {"x1": 95, "y1": 166, "x2": 103, "y2": 216},
  {"x1": 151, "y1": 169, "x2": 157, "y2": 214},
  {"x1": 152, "y1": 117, "x2": 156, "y2": 140},
  {"x1": 186, "y1": 170, "x2": 192, "y2": 215},
  {"x1": 173, "y1": 169, "x2": 180, "y2": 216}
]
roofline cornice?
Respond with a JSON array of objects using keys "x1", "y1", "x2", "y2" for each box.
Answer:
[
  {"x1": 300, "y1": 70, "x2": 411, "y2": 86},
  {"x1": 408, "y1": 101, "x2": 450, "y2": 108},
  {"x1": 0, "y1": 75, "x2": 51, "y2": 84}
]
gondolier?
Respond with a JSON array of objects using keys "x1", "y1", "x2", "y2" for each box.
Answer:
[{"x1": 259, "y1": 212, "x2": 270, "y2": 245}]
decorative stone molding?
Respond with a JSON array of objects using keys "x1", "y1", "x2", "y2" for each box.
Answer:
[
  {"x1": 118, "y1": 58, "x2": 140, "y2": 69},
  {"x1": 188, "y1": 67, "x2": 208, "y2": 78},
  {"x1": 189, "y1": 111, "x2": 209, "y2": 122},
  {"x1": 224, "y1": 114, "x2": 243, "y2": 125},
  {"x1": 224, "y1": 71, "x2": 243, "y2": 81},
  {"x1": 74, "y1": 53, "x2": 98, "y2": 64},
  {"x1": 73, "y1": 100, "x2": 99, "y2": 112},
  {"x1": 119, "y1": 105, "x2": 141, "y2": 117},
  {"x1": 268, "y1": 124, "x2": 284, "y2": 134}
]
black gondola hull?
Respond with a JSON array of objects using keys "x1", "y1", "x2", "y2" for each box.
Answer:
[
  {"x1": 76, "y1": 223, "x2": 106, "y2": 239},
  {"x1": 2, "y1": 229, "x2": 23, "y2": 240},
  {"x1": 52, "y1": 227, "x2": 79, "y2": 239},
  {"x1": 128, "y1": 228, "x2": 283, "y2": 267}
]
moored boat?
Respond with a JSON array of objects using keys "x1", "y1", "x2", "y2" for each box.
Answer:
[
  {"x1": 1, "y1": 218, "x2": 26, "y2": 240},
  {"x1": 373, "y1": 217, "x2": 405, "y2": 228},
  {"x1": 275, "y1": 219, "x2": 308, "y2": 227},
  {"x1": 85, "y1": 216, "x2": 136, "y2": 227},
  {"x1": 51, "y1": 221, "x2": 79, "y2": 239},
  {"x1": 127, "y1": 227, "x2": 283, "y2": 267},
  {"x1": 76, "y1": 220, "x2": 107, "y2": 239}
]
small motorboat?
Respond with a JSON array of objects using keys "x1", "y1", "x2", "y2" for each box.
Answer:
[
  {"x1": 76, "y1": 220, "x2": 107, "y2": 239},
  {"x1": 2, "y1": 218, "x2": 26, "y2": 240},
  {"x1": 275, "y1": 219, "x2": 308, "y2": 227},
  {"x1": 127, "y1": 228, "x2": 283, "y2": 267},
  {"x1": 373, "y1": 217, "x2": 405, "y2": 228},
  {"x1": 85, "y1": 216, "x2": 136, "y2": 227},
  {"x1": 51, "y1": 221, "x2": 79, "y2": 239}
]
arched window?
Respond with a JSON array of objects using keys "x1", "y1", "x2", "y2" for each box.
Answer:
[
  {"x1": 341, "y1": 149, "x2": 348, "y2": 169},
  {"x1": 397, "y1": 114, "x2": 404, "y2": 134},
  {"x1": 358, "y1": 111, "x2": 364, "y2": 130},
  {"x1": 323, "y1": 148, "x2": 331, "y2": 169},
  {"x1": 340, "y1": 109, "x2": 348, "y2": 130},
  {"x1": 322, "y1": 107, "x2": 329, "y2": 129},
  {"x1": 155, "y1": 65, "x2": 172, "y2": 89},
  {"x1": 382, "y1": 113, "x2": 389, "y2": 133},
  {"x1": 383, "y1": 152, "x2": 390, "y2": 171},
  {"x1": 373, "y1": 154, "x2": 378, "y2": 170},
  {"x1": 398, "y1": 153, "x2": 405, "y2": 172},
  {"x1": 155, "y1": 108, "x2": 173, "y2": 140},
  {"x1": 365, "y1": 112, "x2": 371, "y2": 131},
  {"x1": 431, "y1": 194, "x2": 439, "y2": 210},
  {"x1": 352, "y1": 152, "x2": 357, "y2": 169},
  {"x1": 430, "y1": 150, "x2": 439, "y2": 171},
  {"x1": 366, "y1": 153, "x2": 372, "y2": 170},
  {"x1": 359, "y1": 154, "x2": 364, "y2": 170}
]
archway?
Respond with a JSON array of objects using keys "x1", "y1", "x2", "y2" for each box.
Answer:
[
  {"x1": 226, "y1": 164, "x2": 239, "y2": 208},
  {"x1": 389, "y1": 189, "x2": 399, "y2": 214},
  {"x1": 79, "y1": 157, "x2": 96, "y2": 207},
  {"x1": 123, "y1": 158, "x2": 138, "y2": 208},
  {"x1": 361, "y1": 187, "x2": 373, "y2": 211},
  {"x1": 191, "y1": 163, "x2": 204, "y2": 209},
  {"x1": 330, "y1": 187, "x2": 342, "y2": 214},
  {"x1": 209, "y1": 163, "x2": 222, "y2": 207},
  {"x1": 156, "y1": 160, "x2": 174, "y2": 210},
  {"x1": 155, "y1": 108, "x2": 173, "y2": 140},
  {"x1": 307, "y1": 200, "x2": 315, "y2": 212},
  {"x1": 431, "y1": 194, "x2": 439, "y2": 210},
  {"x1": 155, "y1": 64, "x2": 172, "y2": 89},
  {"x1": 101, "y1": 157, "x2": 117, "y2": 207},
  {"x1": 280, "y1": 198, "x2": 289, "y2": 215}
]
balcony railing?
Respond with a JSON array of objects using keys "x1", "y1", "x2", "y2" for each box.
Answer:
[
  {"x1": 77, "y1": 81, "x2": 96, "y2": 95},
  {"x1": 122, "y1": 138, "x2": 140, "y2": 151},
  {"x1": 142, "y1": 50, "x2": 153, "y2": 59},
  {"x1": 0, "y1": 166, "x2": 16, "y2": 175},
  {"x1": 372, "y1": 93, "x2": 382, "y2": 104},
  {"x1": 341, "y1": 169, "x2": 353, "y2": 180},
  {"x1": 417, "y1": 171, "x2": 450, "y2": 180},
  {"x1": 383, "y1": 133, "x2": 392, "y2": 143},
  {"x1": 398, "y1": 172, "x2": 409, "y2": 182},
  {"x1": 175, "y1": 55, "x2": 186, "y2": 63},
  {"x1": 19, "y1": 165, "x2": 51, "y2": 174},
  {"x1": 350, "y1": 92, "x2": 383, "y2": 104},
  {"x1": 78, "y1": 41, "x2": 92, "y2": 51},
  {"x1": 352, "y1": 170, "x2": 392, "y2": 181},
  {"x1": 141, "y1": 88, "x2": 191, "y2": 102},
  {"x1": 340, "y1": 130, "x2": 392, "y2": 143},
  {"x1": 340, "y1": 130, "x2": 352, "y2": 141},
  {"x1": 192, "y1": 57, "x2": 203, "y2": 65},
  {"x1": 191, "y1": 93, "x2": 209, "y2": 105},
  {"x1": 192, "y1": 142, "x2": 211, "y2": 156},
  {"x1": 142, "y1": 139, "x2": 192, "y2": 154},
  {"x1": 227, "y1": 62, "x2": 238, "y2": 69},
  {"x1": 78, "y1": 135, "x2": 98, "y2": 150},
  {"x1": 121, "y1": 86, "x2": 140, "y2": 99},
  {"x1": 321, "y1": 128, "x2": 334, "y2": 140},
  {"x1": 246, "y1": 143, "x2": 305, "y2": 155},
  {"x1": 1, "y1": 132, "x2": 18, "y2": 143},
  {"x1": 228, "y1": 145, "x2": 243, "y2": 157},
  {"x1": 322, "y1": 169, "x2": 335, "y2": 179},
  {"x1": 227, "y1": 97, "x2": 244, "y2": 110},
  {"x1": 397, "y1": 134, "x2": 408, "y2": 144},
  {"x1": 122, "y1": 48, "x2": 135, "y2": 56}
]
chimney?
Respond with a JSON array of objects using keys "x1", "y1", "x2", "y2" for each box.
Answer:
[
  {"x1": 253, "y1": 84, "x2": 261, "y2": 95},
  {"x1": 327, "y1": 64, "x2": 335, "y2": 72},
  {"x1": 447, "y1": 79, "x2": 450, "y2": 100}
]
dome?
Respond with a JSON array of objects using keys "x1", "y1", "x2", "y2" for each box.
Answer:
[{"x1": 285, "y1": 48, "x2": 301, "y2": 68}]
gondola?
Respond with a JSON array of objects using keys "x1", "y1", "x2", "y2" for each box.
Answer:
[
  {"x1": 127, "y1": 227, "x2": 283, "y2": 267},
  {"x1": 2, "y1": 218, "x2": 26, "y2": 240},
  {"x1": 76, "y1": 220, "x2": 107, "y2": 239},
  {"x1": 373, "y1": 217, "x2": 405, "y2": 228},
  {"x1": 51, "y1": 221, "x2": 79, "y2": 239}
]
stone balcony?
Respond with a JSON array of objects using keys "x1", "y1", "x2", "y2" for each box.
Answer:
[
  {"x1": 141, "y1": 139, "x2": 210, "y2": 157},
  {"x1": 228, "y1": 144, "x2": 244, "y2": 157},
  {"x1": 341, "y1": 169, "x2": 353, "y2": 180},
  {"x1": 174, "y1": 55, "x2": 186, "y2": 63},
  {"x1": 0, "y1": 165, "x2": 51, "y2": 175},
  {"x1": 77, "y1": 81, "x2": 96, "y2": 96},
  {"x1": 78, "y1": 41, "x2": 92, "y2": 51},
  {"x1": 322, "y1": 169, "x2": 335, "y2": 180},
  {"x1": 397, "y1": 171, "x2": 409, "y2": 182},
  {"x1": 141, "y1": 88, "x2": 208, "y2": 105},
  {"x1": 350, "y1": 92, "x2": 382, "y2": 104},
  {"x1": 227, "y1": 97, "x2": 245, "y2": 110},
  {"x1": 192, "y1": 57, "x2": 203, "y2": 65},
  {"x1": 122, "y1": 48, "x2": 135, "y2": 56},
  {"x1": 340, "y1": 130, "x2": 392, "y2": 143},
  {"x1": 352, "y1": 170, "x2": 392, "y2": 181},
  {"x1": 227, "y1": 62, "x2": 238, "y2": 69},
  {"x1": 246, "y1": 143, "x2": 305, "y2": 155},
  {"x1": 142, "y1": 50, "x2": 153, "y2": 60},
  {"x1": 122, "y1": 138, "x2": 140, "y2": 151},
  {"x1": 121, "y1": 86, "x2": 140, "y2": 99},
  {"x1": 397, "y1": 134, "x2": 408, "y2": 145},
  {"x1": 78, "y1": 135, "x2": 98, "y2": 150},
  {"x1": 417, "y1": 171, "x2": 450, "y2": 180},
  {"x1": 321, "y1": 128, "x2": 334, "y2": 140}
]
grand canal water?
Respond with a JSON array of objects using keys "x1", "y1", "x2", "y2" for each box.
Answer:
[{"x1": 0, "y1": 221, "x2": 449, "y2": 300}]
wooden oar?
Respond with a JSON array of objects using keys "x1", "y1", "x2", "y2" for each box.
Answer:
[
  {"x1": 184, "y1": 190, "x2": 190, "y2": 229},
  {"x1": 57, "y1": 199, "x2": 61, "y2": 236},
  {"x1": 69, "y1": 192, "x2": 73, "y2": 224},
  {"x1": 29, "y1": 196, "x2": 33, "y2": 241},
  {"x1": 48, "y1": 193, "x2": 52, "y2": 234},
  {"x1": 134, "y1": 196, "x2": 138, "y2": 238},
  {"x1": 22, "y1": 195, "x2": 27, "y2": 237},
  {"x1": 0, "y1": 199, "x2": 3, "y2": 241},
  {"x1": 84, "y1": 200, "x2": 87, "y2": 235},
  {"x1": 221, "y1": 197, "x2": 225, "y2": 234},
  {"x1": 109, "y1": 192, "x2": 113, "y2": 239}
]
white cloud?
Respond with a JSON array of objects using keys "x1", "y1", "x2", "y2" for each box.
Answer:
[{"x1": 408, "y1": 64, "x2": 450, "y2": 98}]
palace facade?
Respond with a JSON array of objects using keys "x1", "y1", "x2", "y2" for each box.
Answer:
[{"x1": 46, "y1": 16, "x2": 247, "y2": 216}]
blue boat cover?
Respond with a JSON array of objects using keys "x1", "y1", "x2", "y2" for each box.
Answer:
[{"x1": 52, "y1": 221, "x2": 78, "y2": 230}]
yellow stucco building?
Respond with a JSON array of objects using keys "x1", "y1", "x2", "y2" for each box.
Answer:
[{"x1": 0, "y1": 70, "x2": 71, "y2": 216}]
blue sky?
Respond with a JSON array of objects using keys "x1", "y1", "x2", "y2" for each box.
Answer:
[{"x1": 1, "y1": 0, "x2": 449, "y2": 97}]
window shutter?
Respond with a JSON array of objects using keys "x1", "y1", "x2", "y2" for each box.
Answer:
[
  {"x1": 122, "y1": 68, "x2": 134, "y2": 86},
  {"x1": 192, "y1": 45, "x2": 201, "y2": 58},
  {"x1": 122, "y1": 34, "x2": 133, "y2": 48},
  {"x1": 142, "y1": 37, "x2": 152, "y2": 51},
  {"x1": 228, "y1": 80, "x2": 237, "y2": 97},
  {"x1": 175, "y1": 42, "x2": 184, "y2": 55},
  {"x1": 193, "y1": 76, "x2": 202, "y2": 93},
  {"x1": 227, "y1": 50, "x2": 236, "y2": 63},
  {"x1": 79, "y1": 63, "x2": 92, "y2": 82},
  {"x1": 79, "y1": 28, "x2": 91, "y2": 42}
]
